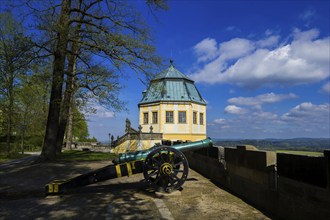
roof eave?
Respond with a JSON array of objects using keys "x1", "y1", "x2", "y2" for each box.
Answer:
[{"x1": 139, "y1": 99, "x2": 207, "y2": 107}]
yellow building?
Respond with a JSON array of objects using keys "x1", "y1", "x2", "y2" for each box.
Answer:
[{"x1": 138, "y1": 61, "x2": 207, "y2": 143}]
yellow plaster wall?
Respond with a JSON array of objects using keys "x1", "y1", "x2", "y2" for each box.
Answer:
[
  {"x1": 139, "y1": 102, "x2": 206, "y2": 142},
  {"x1": 139, "y1": 104, "x2": 161, "y2": 133},
  {"x1": 163, "y1": 133, "x2": 206, "y2": 142}
]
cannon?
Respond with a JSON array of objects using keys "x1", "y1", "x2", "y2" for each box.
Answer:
[{"x1": 45, "y1": 138, "x2": 213, "y2": 194}]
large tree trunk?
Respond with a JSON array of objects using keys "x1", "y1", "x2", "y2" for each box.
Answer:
[
  {"x1": 66, "y1": 100, "x2": 74, "y2": 150},
  {"x1": 6, "y1": 71, "x2": 13, "y2": 155},
  {"x1": 55, "y1": 18, "x2": 81, "y2": 154},
  {"x1": 55, "y1": 51, "x2": 77, "y2": 154},
  {"x1": 39, "y1": 0, "x2": 71, "y2": 161}
]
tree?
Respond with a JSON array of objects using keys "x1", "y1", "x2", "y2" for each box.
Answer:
[
  {"x1": 38, "y1": 0, "x2": 71, "y2": 161},
  {"x1": 55, "y1": 24, "x2": 80, "y2": 154},
  {"x1": 15, "y1": 65, "x2": 51, "y2": 150},
  {"x1": 0, "y1": 12, "x2": 34, "y2": 155},
  {"x1": 72, "y1": 106, "x2": 89, "y2": 141},
  {"x1": 31, "y1": 0, "x2": 168, "y2": 161},
  {"x1": 2, "y1": 0, "x2": 168, "y2": 161}
]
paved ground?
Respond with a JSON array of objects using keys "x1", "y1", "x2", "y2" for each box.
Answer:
[{"x1": 0, "y1": 157, "x2": 271, "y2": 220}]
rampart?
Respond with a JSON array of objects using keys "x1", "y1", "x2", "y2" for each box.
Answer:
[{"x1": 185, "y1": 146, "x2": 330, "y2": 220}]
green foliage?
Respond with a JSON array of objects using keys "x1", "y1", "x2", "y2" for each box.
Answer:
[
  {"x1": 1, "y1": 1, "x2": 168, "y2": 160},
  {"x1": 0, "y1": 12, "x2": 35, "y2": 154},
  {"x1": 0, "y1": 12, "x2": 35, "y2": 93},
  {"x1": 82, "y1": 136, "x2": 98, "y2": 142},
  {"x1": 24, "y1": 135, "x2": 44, "y2": 151},
  {"x1": 16, "y1": 66, "x2": 51, "y2": 132},
  {"x1": 72, "y1": 107, "x2": 89, "y2": 141}
]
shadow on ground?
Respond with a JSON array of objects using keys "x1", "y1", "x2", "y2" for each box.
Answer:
[
  {"x1": 0, "y1": 158, "x2": 160, "y2": 219},
  {"x1": 0, "y1": 157, "x2": 271, "y2": 220}
]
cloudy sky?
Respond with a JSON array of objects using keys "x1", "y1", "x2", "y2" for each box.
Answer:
[{"x1": 88, "y1": 0, "x2": 330, "y2": 141}]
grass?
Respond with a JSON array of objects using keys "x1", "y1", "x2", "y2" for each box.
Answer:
[
  {"x1": 0, "y1": 153, "x2": 31, "y2": 163},
  {"x1": 57, "y1": 150, "x2": 118, "y2": 161},
  {"x1": 276, "y1": 150, "x2": 323, "y2": 156},
  {"x1": 0, "y1": 149, "x2": 118, "y2": 163}
]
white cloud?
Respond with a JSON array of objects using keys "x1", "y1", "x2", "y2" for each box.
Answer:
[
  {"x1": 209, "y1": 102, "x2": 329, "y2": 138},
  {"x1": 190, "y1": 28, "x2": 330, "y2": 87},
  {"x1": 194, "y1": 38, "x2": 218, "y2": 63},
  {"x1": 282, "y1": 102, "x2": 330, "y2": 123},
  {"x1": 214, "y1": 118, "x2": 226, "y2": 124},
  {"x1": 321, "y1": 82, "x2": 330, "y2": 94},
  {"x1": 219, "y1": 38, "x2": 255, "y2": 60},
  {"x1": 224, "y1": 105, "x2": 247, "y2": 114},
  {"x1": 256, "y1": 35, "x2": 280, "y2": 48},
  {"x1": 253, "y1": 111, "x2": 278, "y2": 120},
  {"x1": 293, "y1": 28, "x2": 319, "y2": 41},
  {"x1": 228, "y1": 93, "x2": 298, "y2": 107}
]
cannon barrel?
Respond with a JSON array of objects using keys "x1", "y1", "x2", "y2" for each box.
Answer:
[
  {"x1": 116, "y1": 137, "x2": 213, "y2": 164},
  {"x1": 46, "y1": 138, "x2": 213, "y2": 194}
]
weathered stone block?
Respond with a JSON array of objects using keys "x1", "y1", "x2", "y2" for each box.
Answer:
[
  {"x1": 225, "y1": 147, "x2": 276, "y2": 171},
  {"x1": 277, "y1": 153, "x2": 327, "y2": 188}
]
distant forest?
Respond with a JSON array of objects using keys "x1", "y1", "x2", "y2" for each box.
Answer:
[{"x1": 214, "y1": 138, "x2": 330, "y2": 152}]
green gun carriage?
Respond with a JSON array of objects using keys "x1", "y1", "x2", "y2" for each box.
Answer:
[{"x1": 46, "y1": 138, "x2": 213, "y2": 194}]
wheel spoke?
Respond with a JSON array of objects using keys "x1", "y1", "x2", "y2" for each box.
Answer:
[
  {"x1": 146, "y1": 164, "x2": 159, "y2": 170},
  {"x1": 147, "y1": 170, "x2": 158, "y2": 177},
  {"x1": 154, "y1": 174, "x2": 161, "y2": 185},
  {"x1": 173, "y1": 169, "x2": 184, "y2": 173},
  {"x1": 143, "y1": 146, "x2": 189, "y2": 191},
  {"x1": 173, "y1": 161, "x2": 183, "y2": 167},
  {"x1": 171, "y1": 172, "x2": 180, "y2": 181},
  {"x1": 168, "y1": 175, "x2": 175, "y2": 186},
  {"x1": 160, "y1": 153, "x2": 166, "y2": 163},
  {"x1": 151, "y1": 157, "x2": 161, "y2": 166},
  {"x1": 169, "y1": 175, "x2": 179, "y2": 186}
]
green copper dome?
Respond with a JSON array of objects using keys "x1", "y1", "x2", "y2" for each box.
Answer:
[{"x1": 139, "y1": 62, "x2": 206, "y2": 106}]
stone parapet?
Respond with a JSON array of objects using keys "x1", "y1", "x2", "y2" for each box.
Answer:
[{"x1": 186, "y1": 145, "x2": 330, "y2": 220}]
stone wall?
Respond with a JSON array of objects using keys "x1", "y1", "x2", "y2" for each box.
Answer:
[
  {"x1": 277, "y1": 153, "x2": 327, "y2": 187},
  {"x1": 185, "y1": 146, "x2": 330, "y2": 220}
]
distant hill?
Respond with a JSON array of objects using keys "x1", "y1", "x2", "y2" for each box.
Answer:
[{"x1": 213, "y1": 138, "x2": 330, "y2": 152}]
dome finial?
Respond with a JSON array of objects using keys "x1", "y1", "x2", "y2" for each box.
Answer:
[{"x1": 170, "y1": 59, "x2": 174, "y2": 65}]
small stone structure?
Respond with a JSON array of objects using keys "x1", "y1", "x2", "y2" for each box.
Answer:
[{"x1": 111, "y1": 118, "x2": 162, "y2": 153}]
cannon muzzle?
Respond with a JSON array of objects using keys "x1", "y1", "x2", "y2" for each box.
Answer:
[{"x1": 115, "y1": 137, "x2": 213, "y2": 164}]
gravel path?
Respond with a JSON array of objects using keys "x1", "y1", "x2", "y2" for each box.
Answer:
[{"x1": 0, "y1": 159, "x2": 270, "y2": 219}]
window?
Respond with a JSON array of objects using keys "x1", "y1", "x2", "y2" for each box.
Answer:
[
  {"x1": 166, "y1": 111, "x2": 174, "y2": 123},
  {"x1": 152, "y1": 112, "x2": 158, "y2": 124},
  {"x1": 178, "y1": 111, "x2": 186, "y2": 123},
  {"x1": 193, "y1": 112, "x2": 197, "y2": 124},
  {"x1": 143, "y1": 112, "x2": 149, "y2": 124},
  {"x1": 200, "y1": 113, "x2": 204, "y2": 125}
]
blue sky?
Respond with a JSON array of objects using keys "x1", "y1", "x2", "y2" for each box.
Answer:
[{"x1": 88, "y1": 0, "x2": 330, "y2": 141}]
